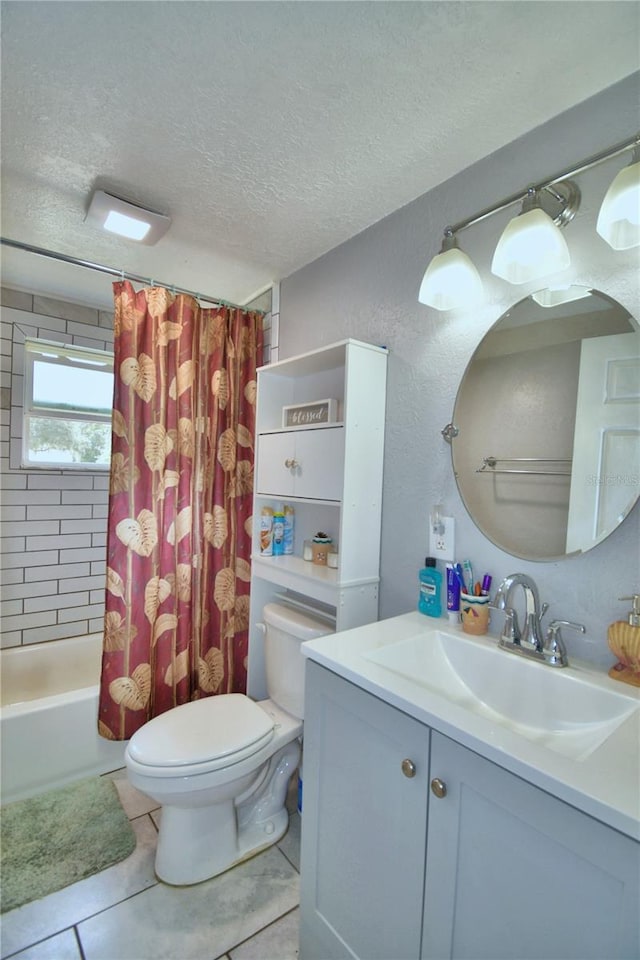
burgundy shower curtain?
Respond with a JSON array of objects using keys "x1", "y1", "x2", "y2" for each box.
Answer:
[{"x1": 98, "y1": 282, "x2": 263, "y2": 740}]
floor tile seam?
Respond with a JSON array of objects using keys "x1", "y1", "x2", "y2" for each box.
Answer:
[
  {"x1": 130, "y1": 810, "x2": 160, "y2": 831},
  {"x1": 0, "y1": 922, "x2": 77, "y2": 960},
  {"x1": 276, "y1": 838, "x2": 301, "y2": 875},
  {"x1": 129, "y1": 805, "x2": 161, "y2": 821},
  {"x1": 222, "y1": 903, "x2": 300, "y2": 959},
  {"x1": 71, "y1": 873, "x2": 161, "y2": 937},
  {"x1": 73, "y1": 924, "x2": 87, "y2": 960}
]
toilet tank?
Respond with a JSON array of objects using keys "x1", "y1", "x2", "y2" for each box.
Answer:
[{"x1": 262, "y1": 603, "x2": 333, "y2": 719}]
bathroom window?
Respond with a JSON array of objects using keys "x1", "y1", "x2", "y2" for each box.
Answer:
[{"x1": 22, "y1": 339, "x2": 114, "y2": 469}]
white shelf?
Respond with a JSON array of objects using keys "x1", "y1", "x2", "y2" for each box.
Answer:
[
  {"x1": 255, "y1": 494, "x2": 341, "y2": 506},
  {"x1": 251, "y1": 555, "x2": 380, "y2": 607},
  {"x1": 259, "y1": 421, "x2": 345, "y2": 436},
  {"x1": 252, "y1": 554, "x2": 337, "y2": 605},
  {"x1": 248, "y1": 338, "x2": 388, "y2": 700},
  {"x1": 258, "y1": 338, "x2": 387, "y2": 379}
]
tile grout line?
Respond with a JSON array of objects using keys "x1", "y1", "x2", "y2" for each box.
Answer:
[{"x1": 216, "y1": 904, "x2": 301, "y2": 960}]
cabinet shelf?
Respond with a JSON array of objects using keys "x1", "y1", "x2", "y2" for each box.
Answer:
[
  {"x1": 259, "y1": 421, "x2": 345, "y2": 436},
  {"x1": 251, "y1": 554, "x2": 379, "y2": 606},
  {"x1": 255, "y1": 493, "x2": 341, "y2": 507}
]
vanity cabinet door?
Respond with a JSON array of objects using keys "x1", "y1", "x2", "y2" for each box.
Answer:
[
  {"x1": 422, "y1": 732, "x2": 640, "y2": 960},
  {"x1": 256, "y1": 427, "x2": 344, "y2": 501},
  {"x1": 300, "y1": 661, "x2": 430, "y2": 960}
]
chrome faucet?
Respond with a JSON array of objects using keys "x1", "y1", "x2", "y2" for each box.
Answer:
[{"x1": 491, "y1": 573, "x2": 585, "y2": 667}]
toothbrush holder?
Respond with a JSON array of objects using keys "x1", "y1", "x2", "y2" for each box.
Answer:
[{"x1": 460, "y1": 592, "x2": 490, "y2": 636}]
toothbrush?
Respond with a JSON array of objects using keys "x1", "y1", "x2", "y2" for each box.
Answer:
[{"x1": 462, "y1": 560, "x2": 473, "y2": 596}]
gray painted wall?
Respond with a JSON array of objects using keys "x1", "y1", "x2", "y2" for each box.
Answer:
[{"x1": 278, "y1": 73, "x2": 640, "y2": 669}]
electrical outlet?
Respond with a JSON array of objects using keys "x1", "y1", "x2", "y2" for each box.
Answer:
[{"x1": 429, "y1": 516, "x2": 455, "y2": 562}]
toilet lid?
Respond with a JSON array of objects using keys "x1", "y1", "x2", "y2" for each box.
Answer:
[{"x1": 127, "y1": 694, "x2": 274, "y2": 768}]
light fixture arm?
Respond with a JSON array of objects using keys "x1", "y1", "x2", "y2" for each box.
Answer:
[{"x1": 447, "y1": 132, "x2": 639, "y2": 237}]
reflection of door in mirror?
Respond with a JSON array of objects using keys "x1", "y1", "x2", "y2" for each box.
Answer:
[
  {"x1": 451, "y1": 287, "x2": 640, "y2": 561},
  {"x1": 566, "y1": 333, "x2": 640, "y2": 552}
]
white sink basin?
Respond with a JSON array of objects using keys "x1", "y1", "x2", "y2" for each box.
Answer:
[{"x1": 365, "y1": 629, "x2": 640, "y2": 761}]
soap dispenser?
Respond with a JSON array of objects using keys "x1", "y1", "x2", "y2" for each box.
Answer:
[{"x1": 607, "y1": 595, "x2": 640, "y2": 687}]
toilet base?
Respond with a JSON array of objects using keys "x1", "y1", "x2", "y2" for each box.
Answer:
[{"x1": 154, "y1": 739, "x2": 300, "y2": 885}]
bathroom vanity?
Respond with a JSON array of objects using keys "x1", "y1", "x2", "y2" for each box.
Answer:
[{"x1": 298, "y1": 613, "x2": 640, "y2": 960}]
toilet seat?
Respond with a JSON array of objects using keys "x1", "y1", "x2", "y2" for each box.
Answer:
[{"x1": 127, "y1": 694, "x2": 275, "y2": 776}]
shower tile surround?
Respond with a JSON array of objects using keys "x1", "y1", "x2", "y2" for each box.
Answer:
[
  {"x1": 0, "y1": 288, "x2": 113, "y2": 649},
  {"x1": 0, "y1": 770, "x2": 301, "y2": 960}
]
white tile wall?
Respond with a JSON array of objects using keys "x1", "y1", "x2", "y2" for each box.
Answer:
[
  {"x1": 0, "y1": 287, "x2": 114, "y2": 649},
  {"x1": 1, "y1": 284, "x2": 272, "y2": 651}
]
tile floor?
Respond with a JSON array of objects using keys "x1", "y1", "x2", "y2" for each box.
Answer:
[{"x1": 1, "y1": 771, "x2": 301, "y2": 960}]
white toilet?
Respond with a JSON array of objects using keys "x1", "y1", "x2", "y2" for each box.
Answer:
[{"x1": 125, "y1": 602, "x2": 332, "y2": 885}]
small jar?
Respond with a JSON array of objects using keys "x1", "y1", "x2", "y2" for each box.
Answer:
[
  {"x1": 311, "y1": 533, "x2": 332, "y2": 566},
  {"x1": 327, "y1": 547, "x2": 339, "y2": 569},
  {"x1": 303, "y1": 540, "x2": 313, "y2": 562}
]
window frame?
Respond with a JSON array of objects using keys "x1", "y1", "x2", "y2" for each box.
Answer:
[{"x1": 22, "y1": 338, "x2": 114, "y2": 471}]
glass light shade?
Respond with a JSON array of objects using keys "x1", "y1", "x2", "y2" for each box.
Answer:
[
  {"x1": 418, "y1": 247, "x2": 483, "y2": 311},
  {"x1": 531, "y1": 284, "x2": 591, "y2": 308},
  {"x1": 596, "y1": 160, "x2": 640, "y2": 250},
  {"x1": 491, "y1": 208, "x2": 570, "y2": 284}
]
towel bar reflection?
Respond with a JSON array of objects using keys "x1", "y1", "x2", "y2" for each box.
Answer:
[{"x1": 477, "y1": 456, "x2": 572, "y2": 476}]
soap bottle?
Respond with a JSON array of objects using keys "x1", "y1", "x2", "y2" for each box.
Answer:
[
  {"x1": 607, "y1": 594, "x2": 640, "y2": 686},
  {"x1": 418, "y1": 557, "x2": 442, "y2": 618}
]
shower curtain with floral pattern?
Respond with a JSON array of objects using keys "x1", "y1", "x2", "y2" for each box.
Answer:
[{"x1": 98, "y1": 282, "x2": 263, "y2": 741}]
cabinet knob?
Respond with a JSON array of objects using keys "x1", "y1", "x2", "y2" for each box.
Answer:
[
  {"x1": 284, "y1": 458, "x2": 299, "y2": 469},
  {"x1": 401, "y1": 758, "x2": 416, "y2": 778},
  {"x1": 430, "y1": 778, "x2": 447, "y2": 798}
]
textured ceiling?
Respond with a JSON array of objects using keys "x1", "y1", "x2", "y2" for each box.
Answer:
[{"x1": 1, "y1": 1, "x2": 639, "y2": 309}]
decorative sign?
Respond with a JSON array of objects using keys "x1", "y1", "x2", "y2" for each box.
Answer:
[{"x1": 282, "y1": 398, "x2": 337, "y2": 428}]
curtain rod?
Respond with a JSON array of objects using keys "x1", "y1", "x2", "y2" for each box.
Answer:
[
  {"x1": 0, "y1": 237, "x2": 259, "y2": 311},
  {"x1": 448, "y1": 132, "x2": 640, "y2": 236}
]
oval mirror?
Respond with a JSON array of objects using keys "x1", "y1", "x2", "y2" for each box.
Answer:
[{"x1": 451, "y1": 286, "x2": 640, "y2": 560}]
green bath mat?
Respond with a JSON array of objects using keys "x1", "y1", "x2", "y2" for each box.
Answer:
[{"x1": 0, "y1": 776, "x2": 136, "y2": 913}]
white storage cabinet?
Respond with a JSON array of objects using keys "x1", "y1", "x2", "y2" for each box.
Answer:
[{"x1": 247, "y1": 339, "x2": 388, "y2": 699}]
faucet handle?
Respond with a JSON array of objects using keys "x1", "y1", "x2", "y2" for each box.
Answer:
[
  {"x1": 544, "y1": 619, "x2": 586, "y2": 667},
  {"x1": 548, "y1": 619, "x2": 586, "y2": 636}
]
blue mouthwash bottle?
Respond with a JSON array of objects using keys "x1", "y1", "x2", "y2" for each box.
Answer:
[{"x1": 418, "y1": 557, "x2": 442, "y2": 618}]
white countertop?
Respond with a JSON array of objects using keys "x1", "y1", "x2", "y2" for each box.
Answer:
[{"x1": 301, "y1": 611, "x2": 640, "y2": 841}]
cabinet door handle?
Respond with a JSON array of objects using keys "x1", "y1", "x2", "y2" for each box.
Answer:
[
  {"x1": 430, "y1": 777, "x2": 447, "y2": 798},
  {"x1": 284, "y1": 458, "x2": 299, "y2": 469},
  {"x1": 401, "y1": 758, "x2": 416, "y2": 778}
]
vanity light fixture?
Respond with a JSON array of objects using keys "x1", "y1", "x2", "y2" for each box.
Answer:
[
  {"x1": 596, "y1": 148, "x2": 640, "y2": 250},
  {"x1": 490, "y1": 182, "x2": 578, "y2": 284},
  {"x1": 419, "y1": 133, "x2": 639, "y2": 311},
  {"x1": 418, "y1": 229, "x2": 483, "y2": 310},
  {"x1": 85, "y1": 190, "x2": 171, "y2": 245}
]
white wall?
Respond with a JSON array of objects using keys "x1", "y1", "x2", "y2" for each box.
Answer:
[{"x1": 277, "y1": 74, "x2": 640, "y2": 669}]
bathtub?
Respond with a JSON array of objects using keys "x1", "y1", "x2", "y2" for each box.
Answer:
[{"x1": 0, "y1": 633, "x2": 127, "y2": 804}]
